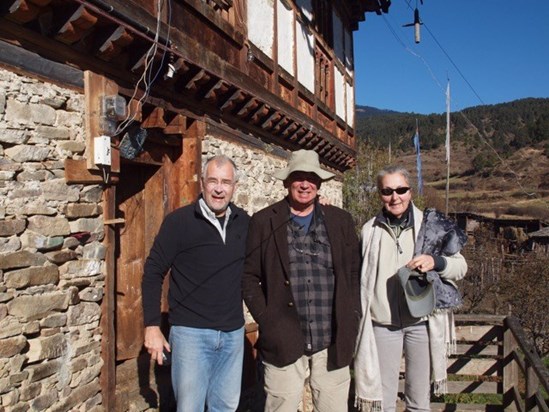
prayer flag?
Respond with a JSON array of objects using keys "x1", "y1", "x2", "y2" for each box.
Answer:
[
  {"x1": 446, "y1": 81, "x2": 451, "y2": 162},
  {"x1": 412, "y1": 122, "x2": 423, "y2": 195}
]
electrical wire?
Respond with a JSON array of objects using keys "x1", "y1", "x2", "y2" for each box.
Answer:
[
  {"x1": 404, "y1": 0, "x2": 485, "y2": 106},
  {"x1": 379, "y1": 1, "x2": 548, "y2": 211},
  {"x1": 114, "y1": 0, "x2": 173, "y2": 136}
]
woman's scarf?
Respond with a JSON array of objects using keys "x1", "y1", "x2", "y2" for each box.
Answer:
[{"x1": 354, "y1": 205, "x2": 464, "y2": 410}]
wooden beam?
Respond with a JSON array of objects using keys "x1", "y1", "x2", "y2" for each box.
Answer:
[
  {"x1": 64, "y1": 158, "x2": 119, "y2": 184},
  {"x1": 96, "y1": 25, "x2": 134, "y2": 61},
  {"x1": 4, "y1": 0, "x2": 40, "y2": 24},
  {"x1": 141, "y1": 107, "x2": 167, "y2": 129},
  {"x1": 0, "y1": 40, "x2": 83, "y2": 88},
  {"x1": 185, "y1": 69, "x2": 208, "y2": 91},
  {"x1": 236, "y1": 97, "x2": 256, "y2": 117},
  {"x1": 260, "y1": 110, "x2": 279, "y2": 129},
  {"x1": 304, "y1": 136, "x2": 319, "y2": 148},
  {"x1": 219, "y1": 89, "x2": 242, "y2": 111},
  {"x1": 271, "y1": 116, "x2": 287, "y2": 133},
  {"x1": 202, "y1": 79, "x2": 225, "y2": 100},
  {"x1": 287, "y1": 126, "x2": 302, "y2": 142},
  {"x1": 247, "y1": 102, "x2": 265, "y2": 123},
  {"x1": 129, "y1": 47, "x2": 154, "y2": 72},
  {"x1": 55, "y1": 5, "x2": 98, "y2": 45},
  {"x1": 279, "y1": 120, "x2": 295, "y2": 136},
  {"x1": 163, "y1": 114, "x2": 187, "y2": 135},
  {"x1": 84, "y1": 71, "x2": 120, "y2": 172},
  {"x1": 127, "y1": 99, "x2": 142, "y2": 122},
  {"x1": 298, "y1": 131, "x2": 314, "y2": 145}
]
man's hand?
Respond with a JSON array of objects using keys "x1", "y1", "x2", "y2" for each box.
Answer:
[
  {"x1": 318, "y1": 196, "x2": 332, "y2": 206},
  {"x1": 144, "y1": 326, "x2": 170, "y2": 365}
]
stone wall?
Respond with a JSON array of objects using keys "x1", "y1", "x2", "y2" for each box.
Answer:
[
  {"x1": 202, "y1": 135, "x2": 344, "y2": 215},
  {"x1": 0, "y1": 68, "x2": 104, "y2": 411},
  {"x1": 0, "y1": 66, "x2": 346, "y2": 411}
]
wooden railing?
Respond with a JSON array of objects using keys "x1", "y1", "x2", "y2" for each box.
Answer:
[
  {"x1": 241, "y1": 315, "x2": 549, "y2": 411},
  {"x1": 503, "y1": 316, "x2": 549, "y2": 411},
  {"x1": 423, "y1": 314, "x2": 549, "y2": 411}
]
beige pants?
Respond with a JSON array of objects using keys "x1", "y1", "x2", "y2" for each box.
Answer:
[{"x1": 263, "y1": 349, "x2": 351, "y2": 412}]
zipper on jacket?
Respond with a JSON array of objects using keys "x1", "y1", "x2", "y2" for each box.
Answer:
[{"x1": 395, "y1": 238, "x2": 403, "y2": 254}]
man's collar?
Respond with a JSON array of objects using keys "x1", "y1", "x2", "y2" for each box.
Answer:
[{"x1": 198, "y1": 197, "x2": 232, "y2": 220}]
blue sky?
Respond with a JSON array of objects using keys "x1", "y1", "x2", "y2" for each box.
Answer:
[{"x1": 354, "y1": 1, "x2": 549, "y2": 115}]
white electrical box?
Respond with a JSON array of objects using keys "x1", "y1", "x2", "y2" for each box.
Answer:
[{"x1": 94, "y1": 135, "x2": 112, "y2": 166}]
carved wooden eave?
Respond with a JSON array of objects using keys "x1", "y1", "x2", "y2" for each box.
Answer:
[{"x1": 0, "y1": 0, "x2": 389, "y2": 171}]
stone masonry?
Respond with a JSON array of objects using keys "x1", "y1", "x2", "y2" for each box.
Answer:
[
  {"x1": 202, "y1": 136, "x2": 344, "y2": 215},
  {"x1": 0, "y1": 67, "x2": 104, "y2": 412},
  {"x1": 0, "y1": 66, "x2": 345, "y2": 412}
]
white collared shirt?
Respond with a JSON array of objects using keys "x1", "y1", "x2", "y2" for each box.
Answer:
[{"x1": 198, "y1": 198, "x2": 231, "y2": 243}]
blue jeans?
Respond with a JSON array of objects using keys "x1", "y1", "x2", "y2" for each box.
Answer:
[{"x1": 169, "y1": 325, "x2": 244, "y2": 412}]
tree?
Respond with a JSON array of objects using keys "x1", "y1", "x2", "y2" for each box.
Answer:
[
  {"x1": 343, "y1": 142, "x2": 389, "y2": 230},
  {"x1": 461, "y1": 226, "x2": 549, "y2": 357},
  {"x1": 499, "y1": 250, "x2": 549, "y2": 357}
]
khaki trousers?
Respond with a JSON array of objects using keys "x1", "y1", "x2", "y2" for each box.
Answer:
[
  {"x1": 373, "y1": 322, "x2": 431, "y2": 412},
  {"x1": 263, "y1": 348, "x2": 351, "y2": 412}
]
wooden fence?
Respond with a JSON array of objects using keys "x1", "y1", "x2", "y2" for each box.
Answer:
[{"x1": 419, "y1": 314, "x2": 549, "y2": 411}]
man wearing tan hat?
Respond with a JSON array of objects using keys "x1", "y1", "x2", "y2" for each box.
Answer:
[{"x1": 242, "y1": 149, "x2": 361, "y2": 411}]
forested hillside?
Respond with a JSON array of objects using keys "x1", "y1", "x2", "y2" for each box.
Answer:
[
  {"x1": 356, "y1": 97, "x2": 549, "y2": 156},
  {"x1": 352, "y1": 98, "x2": 549, "y2": 220}
]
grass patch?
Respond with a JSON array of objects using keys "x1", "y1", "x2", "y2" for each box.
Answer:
[{"x1": 432, "y1": 393, "x2": 502, "y2": 405}]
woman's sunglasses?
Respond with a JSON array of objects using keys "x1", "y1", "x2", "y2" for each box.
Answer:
[{"x1": 380, "y1": 187, "x2": 410, "y2": 196}]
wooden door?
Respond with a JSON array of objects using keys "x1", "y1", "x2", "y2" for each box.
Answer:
[{"x1": 115, "y1": 162, "x2": 166, "y2": 360}]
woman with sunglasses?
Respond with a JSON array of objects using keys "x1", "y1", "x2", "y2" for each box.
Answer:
[{"x1": 353, "y1": 165, "x2": 467, "y2": 412}]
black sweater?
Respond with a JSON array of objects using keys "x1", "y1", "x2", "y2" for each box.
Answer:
[{"x1": 142, "y1": 200, "x2": 249, "y2": 331}]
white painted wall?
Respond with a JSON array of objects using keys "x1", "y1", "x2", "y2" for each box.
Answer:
[
  {"x1": 248, "y1": 0, "x2": 275, "y2": 58},
  {"x1": 277, "y1": 0, "x2": 295, "y2": 75},
  {"x1": 334, "y1": 67, "x2": 345, "y2": 120},
  {"x1": 296, "y1": 20, "x2": 315, "y2": 93},
  {"x1": 346, "y1": 80, "x2": 355, "y2": 127}
]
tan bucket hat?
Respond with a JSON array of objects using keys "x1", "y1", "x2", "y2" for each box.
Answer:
[{"x1": 273, "y1": 149, "x2": 335, "y2": 181}]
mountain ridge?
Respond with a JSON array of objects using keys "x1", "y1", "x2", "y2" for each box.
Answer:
[{"x1": 353, "y1": 97, "x2": 549, "y2": 220}]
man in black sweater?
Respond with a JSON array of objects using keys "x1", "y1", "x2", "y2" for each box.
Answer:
[{"x1": 142, "y1": 155, "x2": 249, "y2": 412}]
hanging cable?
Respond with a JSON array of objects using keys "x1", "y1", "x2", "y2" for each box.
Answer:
[
  {"x1": 376, "y1": 1, "x2": 548, "y2": 210},
  {"x1": 403, "y1": 0, "x2": 485, "y2": 106},
  {"x1": 114, "y1": 0, "x2": 173, "y2": 136}
]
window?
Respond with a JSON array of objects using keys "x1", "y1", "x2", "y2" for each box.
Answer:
[
  {"x1": 200, "y1": 0, "x2": 244, "y2": 30},
  {"x1": 312, "y1": 0, "x2": 332, "y2": 47},
  {"x1": 202, "y1": 0, "x2": 232, "y2": 12},
  {"x1": 315, "y1": 47, "x2": 332, "y2": 107}
]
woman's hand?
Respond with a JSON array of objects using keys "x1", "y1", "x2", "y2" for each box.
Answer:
[{"x1": 407, "y1": 254, "x2": 435, "y2": 273}]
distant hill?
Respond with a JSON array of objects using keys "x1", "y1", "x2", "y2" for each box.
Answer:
[
  {"x1": 354, "y1": 98, "x2": 549, "y2": 220},
  {"x1": 355, "y1": 105, "x2": 400, "y2": 118},
  {"x1": 355, "y1": 98, "x2": 549, "y2": 153}
]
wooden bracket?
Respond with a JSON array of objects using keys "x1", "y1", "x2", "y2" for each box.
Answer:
[{"x1": 104, "y1": 218, "x2": 125, "y2": 225}]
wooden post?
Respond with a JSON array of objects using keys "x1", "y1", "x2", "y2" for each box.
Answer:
[
  {"x1": 84, "y1": 71, "x2": 120, "y2": 173},
  {"x1": 178, "y1": 119, "x2": 203, "y2": 206},
  {"x1": 100, "y1": 185, "x2": 116, "y2": 411},
  {"x1": 503, "y1": 320, "x2": 519, "y2": 411},
  {"x1": 525, "y1": 359, "x2": 538, "y2": 411}
]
